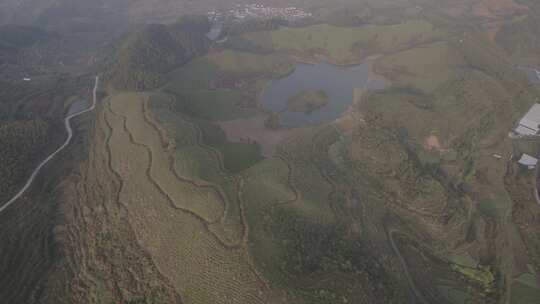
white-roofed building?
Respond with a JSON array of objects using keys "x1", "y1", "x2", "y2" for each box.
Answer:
[
  {"x1": 514, "y1": 104, "x2": 540, "y2": 136},
  {"x1": 518, "y1": 153, "x2": 538, "y2": 169}
]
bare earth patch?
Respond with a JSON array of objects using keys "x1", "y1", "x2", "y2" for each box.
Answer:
[
  {"x1": 219, "y1": 115, "x2": 310, "y2": 157},
  {"x1": 423, "y1": 134, "x2": 443, "y2": 152}
]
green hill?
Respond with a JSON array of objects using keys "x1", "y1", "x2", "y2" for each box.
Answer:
[
  {"x1": 0, "y1": 25, "x2": 53, "y2": 64},
  {"x1": 109, "y1": 18, "x2": 210, "y2": 91},
  {"x1": 495, "y1": 1, "x2": 540, "y2": 63}
]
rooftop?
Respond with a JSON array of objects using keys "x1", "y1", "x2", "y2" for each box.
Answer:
[
  {"x1": 518, "y1": 153, "x2": 538, "y2": 168},
  {"x1": 515, "y1": 103, "x2": 540, "y2": 136}
]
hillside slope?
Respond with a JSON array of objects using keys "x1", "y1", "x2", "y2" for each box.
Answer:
[
  {"x1": 0, "y1": 25, "x2": 54, "y2": 64},
  {"x1": 109, "y1": 18, "x2": 210, "y2": 91}
]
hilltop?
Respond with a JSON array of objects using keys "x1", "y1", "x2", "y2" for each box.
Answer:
[
  {"x1": 0, "y1": 25, "x2": 54, "y2": 64},
  {"x1": 109, "y1": 16, "x2": 210, "y2": 90}
]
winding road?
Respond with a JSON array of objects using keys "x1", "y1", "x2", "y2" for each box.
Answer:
[{"x1": 0, "y1": 76, "x2": 99, "y2": 214}]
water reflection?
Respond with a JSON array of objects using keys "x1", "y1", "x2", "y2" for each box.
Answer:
[{"x1": 260, "y1": 62, "x2": 386, "y2": 127}]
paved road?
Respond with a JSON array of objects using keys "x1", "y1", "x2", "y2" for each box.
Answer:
[{"x1": 0, "y1": 76, "x2": 99, "y2": 214}]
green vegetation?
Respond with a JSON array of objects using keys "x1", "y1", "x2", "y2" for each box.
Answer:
[
  {"x1": 102, "y1": 92, "x2": 267, "y2": 304},
  {"x1": 206, "y1": 50, "x2": 294, "y2": 76},
  {"x1": 437, "y1": 285, "x2": 469, "y2": 304},
  {"x1": 287, "y1": 90, "x2": 329, "y2": 113},
  {"x1": 510, "y1": 270, "x2": 540, "y2": 303},
  {"x1": 269, "y1": 207, "x2": 375, "y2": 276},
  {"x1": 451, "y1": 264, "x2": 495, "y2": 291},
  {"x1": 0, "y1": 25, "x2": 51, "y2": 48},
  {"x1": 0, "y1": 119, "x2": 52, "y2": 202},
  {"x1": 166, "y1": 59, "x2": 219, "y2": 92},
  {"x1": 109, "y1": 19, "x2": 210, "y2": 90},
  {"x1": 0, "y1": 25, "x2": 48, "y2": 60},
  {"x1": 173, "y1": 15, "x2": 211, "y2": 33},
  {"x1": 375, "y1": 41, "x2": 463, "y2": 92},
  {"x1": 510, "y1": 282, "x2": 540, "y2": 304},
  {"x1": 0, "y1": 25, "x2": 54, "y2": 65},
  {"x1": 175, "y1": 89, "x2": 254, "y2": 121},
  {"x1": 4, "y1": 1, "x2": 540, "y2": 303},
  {"x1": 196, "y1": 120, "x2": 263, "y2": 173},
  {"x1": 496, "y1": 1, "x2": 540, "y2": 64},
  {"x1": 242, "y1": 20, "x2": 444, "y2": 63}
]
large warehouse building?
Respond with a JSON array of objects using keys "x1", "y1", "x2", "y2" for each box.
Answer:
[{"x1": 515, "y1": 104, "x2": 540, "y2": 136}]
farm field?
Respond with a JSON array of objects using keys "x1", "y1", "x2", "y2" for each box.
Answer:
[{"x1": 241, "y1": 20, "x2": 446, "y2": 64}]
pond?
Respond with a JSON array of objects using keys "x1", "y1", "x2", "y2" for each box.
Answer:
[{"x1": 260, "y1": 62, "x2": 386, "y2": 127}]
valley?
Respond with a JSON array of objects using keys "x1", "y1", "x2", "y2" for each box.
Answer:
[{"x1": 1, "y1": 1, "x2": 540, "y2": 304}]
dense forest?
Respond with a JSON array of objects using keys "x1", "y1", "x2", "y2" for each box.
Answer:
[
  {"x1": 109, "y1": 15, "x2": 211, "y2": 91},
  {"x1": 0, "y1": 25, "x2": 53, "y2": 65},
  {"x1": 0, "y1": 119, "x2": 52, "y2": 202}
]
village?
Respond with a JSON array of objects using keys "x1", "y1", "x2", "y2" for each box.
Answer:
[{"x1": 207, "y1": 3, "x2": 312, "y2": 23}]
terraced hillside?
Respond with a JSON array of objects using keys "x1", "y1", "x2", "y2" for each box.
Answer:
[
  {"x1": 78, "y1": 6, "x2": 540, "y2": 301},
  {"x1": 2, "y1": 1, "x2": 540, "y2": 303},
  {"x1": 52, "y1": 92, "x2": 268, "y2": 303}
]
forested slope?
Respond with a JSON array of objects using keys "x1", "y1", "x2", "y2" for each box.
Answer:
[{"x1": 109, "y1": 16, "x2": 210, "y2": 90}]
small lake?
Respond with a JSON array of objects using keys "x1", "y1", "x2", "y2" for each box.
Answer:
[{"x1": 260, "y1": 62, "x2": 386, "y2": 127}]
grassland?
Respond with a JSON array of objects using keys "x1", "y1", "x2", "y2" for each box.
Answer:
[
  {"x1": 8, "y1": 2, "x2": 537, "y2": 302},
  {"x1": 150, "y1": 65, "x2": 407, "y2": 302},
  {"x1": 0, "y1": 119, "x2": 53, "y2": 203},
  {"x1": 238, "y1": 128, "x2": 403, "y2": 303},
  {"x1": 510, "y1": 281, "x2": 540, "y2": 304},
  {"x1": 91, "y1": 13, "x2": 540, "y2": 304},
  {"x1": 153, "y1": 16, "x2": 525, "y2": 303},
  {"x1": 162, "y1": 49, "x2": 303, "y2": 173},
  {"x1": 206, "y1": 50, "x2": 294, "y2": 76},
  {"x1": 374, "y1": 41, "x2": 464, "y2": 92},
  {"x1": 175, "y1": 89, "x2": 255, "y2": 121},
  {"x1": 241, "y1": 20, "x2": 445, "y2": 64},
  {"x1": 165, "y1": 58, "x2": 219, "y2": 92},
  {"x1": 147, "y1": 93, "x2": 246, "y2": 241}
]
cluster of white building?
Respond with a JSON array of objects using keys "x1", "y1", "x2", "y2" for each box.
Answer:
[
  {"x1": 513, "y1": 103, "x2": 540, "y2": 137},
  {"x1": 512, "y1": 103, "x2": 540, "y2": 169},
  {"x1": 208, "y1": 4, "x2": 312, "y2": 22}
]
